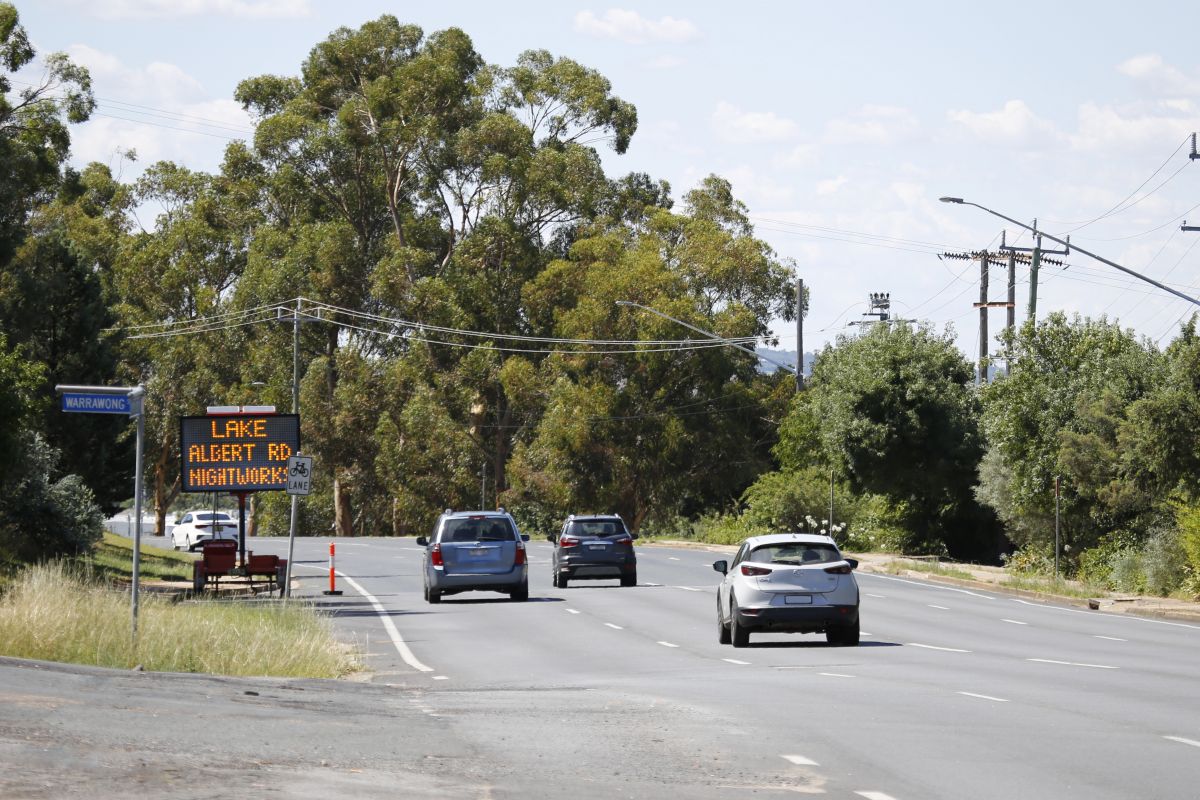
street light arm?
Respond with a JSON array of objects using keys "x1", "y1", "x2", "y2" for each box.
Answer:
[
  {"x1": 615, "y1": 300, "x2": 798, "y2": 375},
  {"x1": 940, "y1": 196, "x2": 1200, "y2": 308}
]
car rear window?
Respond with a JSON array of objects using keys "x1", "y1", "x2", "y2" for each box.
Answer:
[
  {"x1": 749, "y1": 543, "x2": 842, "y2": 565},
  {"x1": 566, "y1": 519, "x2": 627, "y2": 537},
  {"x1": 441, "y1": 517, "x2": 516, "y2": 542},
  {"x1": 196, "y1": 513, "x2": 230, "y2": 522}
]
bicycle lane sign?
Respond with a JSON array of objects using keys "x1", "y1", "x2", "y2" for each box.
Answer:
[{"x1": 286, "y1": 455, "x2": 313, "y2": 496}]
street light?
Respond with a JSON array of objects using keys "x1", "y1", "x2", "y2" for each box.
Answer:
[
  {"x1": 939, "y1": 196, "x2": 1200, "y2": 308},
  {"x1": 614, "y1": 300, "x2": 799, "y2": 379}
]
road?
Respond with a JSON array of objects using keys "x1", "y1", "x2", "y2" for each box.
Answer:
[{"x1": 4, "y1": 536, "x2": 1199, "y2": 799}]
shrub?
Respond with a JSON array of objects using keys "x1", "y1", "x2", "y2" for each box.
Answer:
[
  {"x1": 1109, "y1": 549, "x2": 1144, "y2": 593},
  {"x1": 1002, "y1": 543, "x2": 1055, "y2": 576},
  {"x1": 1142, "y1": 526, "x2": 1187, "y2": 597}
]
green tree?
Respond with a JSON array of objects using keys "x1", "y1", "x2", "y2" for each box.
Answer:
[{"x1": 801, "y1": 322, "x2": 989, "y2": 557}]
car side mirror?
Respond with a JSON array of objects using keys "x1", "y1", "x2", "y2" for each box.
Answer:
[
  {"x1": 415, "y1": 536, "x2": 428, "y2": 547},
  {"x1": 546, "y1": 534, "x2": 556, "y2": 543},
  {"x1": 846, "y1": 558, "x2": 859, "y2": 570},
  {"x1": 712, "y1": 560, "x2": 728, "y2": 575},
  {"x1": 630, "y1": 532, "x2": 639, "y2": 540},
  {"x1": 521, "y1": 534, "x2": 530, "y2": 542}
]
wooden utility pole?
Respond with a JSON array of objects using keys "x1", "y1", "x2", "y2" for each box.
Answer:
[
  {"x1": 796, "y1": 277, "x2": 804, "y2": 391},
  {"x1": 998, "y1": 227, "x2": 1069, "y2": 324}
]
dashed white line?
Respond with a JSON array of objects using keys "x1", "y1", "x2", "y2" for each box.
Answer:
[
  {"x1": 958, "y1": 691, "x2": 1008, "y2": 703},
  {"x1": 675, "y1": 586, "x2": 702, "y2": 592},
  {"x1": 657, "y1": 641, "x2": 679, "y2": 648},
  {"x1": 668, "y1": 556, "x2": 681, "y2": 561},
  {"x1": 1027, "y1": 658, "x2": 1118, "y2": 669},
  {"x1": 723, "y1": 658, "x2": 751, "y2": 665},
  {"x1": 565, "y1": 608, "x2": 581, "y2": 614},
  {"x1": 861, "y1": 631, "x2": 873, "y2": 636},
  {"x1": 908, "y1": 643, "x2": 971, "y2": 653},
  {"x1": 928, "y1": 604, "x2": 949, "y2": 610},
  {"x1": 1094, "y1": 635, "x2": 1126, "y2": 641},
  {"x1": 605, "y1": 622, "x2": 624, "y2": 630},
  {"x1": 819, "y1": 672, "x2": 855, "y2": 678},
  {"x1": 1001, "y1": 619, "x2": 1028, "y2": 625},
  {"x1": 856, "y1": 792, "x2": 899, "y2": 800},
  {"x1": 432, "y1": 675, "x2": 449, "y2": 681},
  {"x1": 1165, "y1": 736, "x2": 1200, "y2": 748},
  {"x1": 866, "y1": 593, "x2": 886, "y2": 598},
  {"x1": 781, "y1": 754, "x2": 819, "y2": 766}
]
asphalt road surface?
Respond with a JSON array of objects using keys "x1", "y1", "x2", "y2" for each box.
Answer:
[{"x1": 4, "y1": 536, "x2": 1199, "y2": 799}]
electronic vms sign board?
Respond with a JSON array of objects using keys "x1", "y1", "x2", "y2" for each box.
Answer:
[{"x1": 180, "y1": 414, "x2": 300, "y2": 493}]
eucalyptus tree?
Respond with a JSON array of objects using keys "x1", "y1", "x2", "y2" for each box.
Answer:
[{"x1": 506, "y1": 176, "x2": 795, "y2": 531}]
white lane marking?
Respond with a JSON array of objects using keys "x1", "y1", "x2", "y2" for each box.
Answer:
[
  {"x1": 605, "y1": 622, "x2": 624, "y2": 630},
  {"x1": 1027, "y1": 658, "x2": 1119, "y2": 669},
  {"x1": 864, "y1": 572, "x2": 994, "y2": 599},
  {"x1": 958, "y1": 691, "x2": 1008, "y2": 703},
  {"x1": 669, "y1": 557, "x2": 681, "y2": 561},
  {"x1": 908, "y1": 643, "x2": 971, "y2": 653},
  {"x1": 861, "y1": 631, "x2": 873, "y2": 636},
  {"x1": 723, "y1": 658, "x2": 750, "y2": 665},
  {"x1": 1165, "y1": 736, "x2": 1200, "y2": 748},
  {"x1": 1011, "y1": 598, "x2": 1200, "y2": 630},
  {"x1": 565, "y1": 608, "x2": 581, "y2": 614},
  {"x1": 295, "y1": 564, "x2": 432, "y2": 673},
  {"x1": 657, "y1": 641, "x2": 679, "y2": 648},
  {"x1": 675, "y1": 586, "x2": 702, "y2": 592},
  {"x1": 819, "y1": 672, "x2": 855, "y2": 678},
  {"x1": 642, "y1": 582, "x2": 664, "y2": 587},
  {"x1": 866, "y1": 593, "x2": 886, "y2": 598},
  {"x1": 432, "y1": 675, "x2": 449, "y2": 681},
  {"x1": 781, "y1": 754, "x2": 819, "y2": 766},
  {"x1": 856, "y1": 792, "x2": 900, "y2": 800},
  {"x1": 1001, "y1": 619, "x2": 1028, "y2": 625},
  {"x1": 1094, "y1": 635, "x2": 1126, "y2": 641},
  {"x1": 928, "y1": 604, "x2": 949, "y2": 610}
]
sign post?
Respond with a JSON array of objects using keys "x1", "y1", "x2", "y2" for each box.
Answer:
[
  {"x1": 56, "y1": 384, "x2": 145, "y2": 644},
  {"x1": 284, "y1": 454, "x2": 313, "y2": 599}
]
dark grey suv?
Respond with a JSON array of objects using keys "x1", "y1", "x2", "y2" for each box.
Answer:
[{"x1": 548, "y1": 514, "x2": 637, "y2": 588}]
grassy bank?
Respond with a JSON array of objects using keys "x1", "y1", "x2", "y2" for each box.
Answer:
[
  {"x1": 83, "y1": 533, "x2": 195, "y2": 582},
  {"x1": 0, "y1": 563, "x2": 358, "y2": 677}
]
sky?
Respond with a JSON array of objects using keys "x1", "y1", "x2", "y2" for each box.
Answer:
[{"x1": 15, "y1": 1, "x2": 1200, "y2": 363}]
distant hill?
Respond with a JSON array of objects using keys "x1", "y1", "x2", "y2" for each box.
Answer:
[{"x1": 756, "y1": 349, "x2": 815, "y2": 377}]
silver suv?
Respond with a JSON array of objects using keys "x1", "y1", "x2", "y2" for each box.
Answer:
[
  {"x1": 548, "y1": 514, "x2": 637, "y2": 588},
  {"x1": 417, "y1": 509, "x2": 529, "y2": 603}
]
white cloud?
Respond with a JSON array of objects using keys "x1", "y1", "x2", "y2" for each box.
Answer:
[
  {"x1": 722, "y1": 166, "x2": 795, "y2": 208},
  {"x1": 947, "y1": 99, "x2": 1064, "y2": 149},
  {"x1": 712, "y1": 101, "x2": 798, "y2": 143},
  {"x1": 63, "y1": 47, "x2": 252, "y2": 174},
  {"x1": 574, "y1": 9, "x2": 699, "y2": 44},
  {"x1": 52, "y1": 0, "x2": 308, "y2": 19},
  {"x1": 826, "y1": 105, "x2": 920, "y2": 145},
  {"x1": 1070, "y1": 101, "x2": 1195, "y2": 153},
  {"x1": 816, "y1": 175, "x2": 847, "y2": 195},
  {"x1": 774, "y1": 143, "x2": 817, "y2": 169},
  {"x1": 1117, "y1": 53, "x2": 1200, "y2": 97}
]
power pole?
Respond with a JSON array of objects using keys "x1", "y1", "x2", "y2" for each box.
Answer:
[
  {"x1": 998, "y1": 227, "x2": 1069, "y2": 324},
  {"x1": 796, "y1": 277, "x2": 804, "y2": 391},
  {"x1": 940, "y1": 247, "x2": 1065, "y2": 381}
]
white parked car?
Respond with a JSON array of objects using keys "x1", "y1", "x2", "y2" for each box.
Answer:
[
  {"x1": 171, "y1": 511, "x2": 238, "y2": 551},
  {"x1": 713, "y1": 533, "x2": 860, "y2": 648}
]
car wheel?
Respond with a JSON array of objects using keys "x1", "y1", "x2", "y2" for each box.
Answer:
[
  {"x1": 730, "y1": 599, "x2": 750, "y2": 648},
  {"x1": 620, "y1": 570, "x2": 637, "y2": 587},
  {"x1": 717, "y1": 598, "x2": 731, "y2": 644},
  {"x1": 827, "y1": 617, "x2": 860, "y2": 647},
  {"x1": 510, "y1": 582, "x2": 529, "y2": 602},
  {"x1": 428, "y1": 588, "x2": 441, "y2": 604},
  {"x1": 551, "y1": 572, "x2": 560, "y2": 588},
  {"x1": 559, "y1": 575, "x2": 569, "y2": 589}
]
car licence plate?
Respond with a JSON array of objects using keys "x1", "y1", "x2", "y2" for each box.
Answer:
[
  {"x1": 784, "y1": 594, "x2": 813, "y2": 604},
  {"x1": 588, "y1": 543, "x2": 607, "y2": 550}
]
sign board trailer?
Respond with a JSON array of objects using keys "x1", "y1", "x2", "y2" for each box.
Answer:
[{"x1": 180, "y1": 414, "x2": 300, "y2": 493}]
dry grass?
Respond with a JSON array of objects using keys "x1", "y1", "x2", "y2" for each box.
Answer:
[
  {"x1": 882, "y1": 559, "x2": 976, "y2": 581},
  {"x1": 82, "y1": 533, "x2": 195, "y2": 582},
  {"x1": 1000, "y1": 574, "x2": 1105, "y2": 599},
  {"x1": 0, "y1": 563, "x2": 358, "y2": 677}
]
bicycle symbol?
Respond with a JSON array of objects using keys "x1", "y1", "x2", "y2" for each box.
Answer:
[{"x1": 291, "y1": 461, "x2": 309, "y2": 477}]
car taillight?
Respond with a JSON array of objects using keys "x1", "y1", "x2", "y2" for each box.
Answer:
[
  {"x1": 560, "y1": 535, "x2": 580, "y2": 549},
  {"x1": 515, "y1": 544, "x2": 526, "y2": 565},
  {"x1": 824, "y1": 564, "x2": 852, "y2": 574},
  {"x1": 431, "y1": 543, "x2": 443, "y2": 567},
  {"x1": 740, "y1": 564, "x2": 772, "y2": 576},
  {"x1": 615, "y1": 536, "x2": 632, "y2": 546}
]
